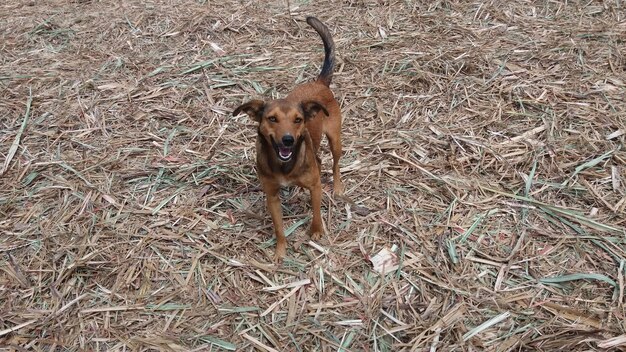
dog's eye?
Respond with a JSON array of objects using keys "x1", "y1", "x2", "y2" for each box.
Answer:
[
  {"x1": 294, "y1": 117, "x2": 303, "y2": 124},
  {"x1": 267, "y1": 116, "x2": 277, "y2": 123}
]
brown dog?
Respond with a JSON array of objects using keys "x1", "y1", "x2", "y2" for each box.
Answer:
[{"x1": 233, "y1": 17, "x2": 343, "y2": 261}]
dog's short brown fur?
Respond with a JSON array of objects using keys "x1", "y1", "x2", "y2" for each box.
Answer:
[{"x1": 233, "y1": 17, "x2": 343, "y2": 261}]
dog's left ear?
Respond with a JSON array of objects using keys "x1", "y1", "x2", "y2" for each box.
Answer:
[
  {"x1": 233, "y1": 100, "x2": 265, "y2": 122},
  {"x1": 301, "y1": 101, "x2": 329, "y2": 120}
]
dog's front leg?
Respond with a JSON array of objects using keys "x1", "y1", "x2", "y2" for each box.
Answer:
[
  {"x1": 308, "y1": 179, "x2": 324, "y2": 241},
  {"x1": 265, "y1": 186, "x2": 287, "y2": 261}
]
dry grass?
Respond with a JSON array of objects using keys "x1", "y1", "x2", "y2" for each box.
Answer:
[{"x1": 1, "y1": 0, "x2": 626, "y2": 351}]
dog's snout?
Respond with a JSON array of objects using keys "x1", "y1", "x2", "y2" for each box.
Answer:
[{"x1": 282, "y1": 135, "x2": 295, "y2": 147}]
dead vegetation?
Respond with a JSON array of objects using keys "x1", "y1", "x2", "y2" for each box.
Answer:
[{"x1": 1, "y1": 0, "x2": 626, "y2": 351}]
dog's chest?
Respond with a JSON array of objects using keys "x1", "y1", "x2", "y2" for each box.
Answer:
[{"x1": 276, "y1": 176, "x2": 294, "y2": 188}]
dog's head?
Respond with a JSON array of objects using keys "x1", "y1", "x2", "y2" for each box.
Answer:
[{"x1": 233, "y1": 99, "x2": 329, "y2": 162}]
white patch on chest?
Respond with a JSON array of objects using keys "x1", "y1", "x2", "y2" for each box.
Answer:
[{"x1": 278, "y1": 177, "x2": 293, "y2": 188}]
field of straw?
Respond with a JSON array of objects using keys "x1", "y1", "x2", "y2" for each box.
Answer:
[{"x1": 1, "y1": 0, "x2": 626, "y2": 351}]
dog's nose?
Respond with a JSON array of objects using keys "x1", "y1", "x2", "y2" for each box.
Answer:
[{"x1": 282, "y1": 135, "x2": 295, "y2": 147}]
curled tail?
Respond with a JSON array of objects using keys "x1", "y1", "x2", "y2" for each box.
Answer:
[{"x1": 306, "y1": 16, "x2": 335, "y2": 86}]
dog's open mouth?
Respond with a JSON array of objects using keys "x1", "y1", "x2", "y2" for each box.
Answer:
[
  {"x1": 277, "y1": 145, "x2": 293, "y2": 161},
  {"x1": 270, "y1": 136, "x2": 297, "y2": 162}
]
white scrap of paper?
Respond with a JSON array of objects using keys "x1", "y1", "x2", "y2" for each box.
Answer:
[{"x1": 370, "y1": 247, "x2": 398, "y2": 274}]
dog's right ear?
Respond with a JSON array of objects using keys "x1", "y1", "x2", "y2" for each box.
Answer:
[{"x1": 233, "y1": 100, "x2": 265, "y2": 122}]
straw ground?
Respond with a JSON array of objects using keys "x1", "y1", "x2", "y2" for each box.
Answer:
[{"x1": 1, "y1": 0, "x2": 626, "y2": 350}]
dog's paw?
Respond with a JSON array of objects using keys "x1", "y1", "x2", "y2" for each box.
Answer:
[
  {"x1": 333, "y1": 181, "x2": 344, "y2": 196},
  {"x1": 273, "y1": 242, "x2": 286, "y2": 263},
  {"x1": 310, "y1": 227, "x2": 324, "y2": 241},
  {"x1": 273, "y1": 253, "x2": 284, "y2": 264}
]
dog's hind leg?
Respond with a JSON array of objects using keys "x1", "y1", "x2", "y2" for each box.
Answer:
[
  {"x1": 307, "y1": 178, "x2": 324, "y2": 241},
  {"x1": 326, "y1": 119, "x2": 344, "y2": 196}
]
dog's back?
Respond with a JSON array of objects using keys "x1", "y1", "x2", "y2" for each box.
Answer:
[{"x1": 286, "y1": 83, "x2": 339, "y2": 151}]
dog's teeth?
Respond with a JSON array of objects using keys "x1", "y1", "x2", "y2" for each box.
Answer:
[{"x1": 278, "y1": 147, "x2": 292, "y2": 159}]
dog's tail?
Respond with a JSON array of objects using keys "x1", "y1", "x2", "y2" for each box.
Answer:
[{"x1": 306, "y1": 16, "x2": 335, "y2": 86}]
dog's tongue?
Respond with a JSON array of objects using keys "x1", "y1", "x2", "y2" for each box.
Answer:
[{"x1": 279, "y1": 146, "x2": 292, "y2": 159}]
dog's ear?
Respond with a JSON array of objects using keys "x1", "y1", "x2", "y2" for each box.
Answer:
[
  {"x1": 301, "y1": 101, "x2": 329, "y2": 120},
  {"x1": 233, "y1": 100, "x2": 265, "y2": 122}
]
